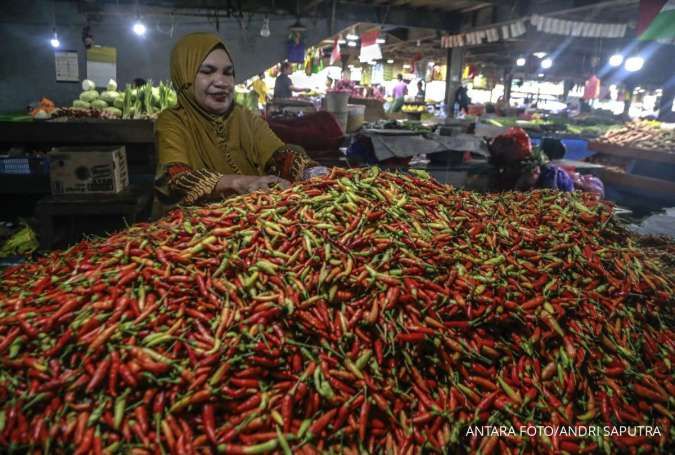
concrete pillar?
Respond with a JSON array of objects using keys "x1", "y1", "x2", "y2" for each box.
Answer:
[
  {"x1": 503, "y1": 68, "x2": 513, "y2": 104},
  {"x1": 444, "y1": 47, "x2": 464, "y2": 115}
]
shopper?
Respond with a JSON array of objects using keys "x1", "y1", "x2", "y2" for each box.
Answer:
[
  {"x1": 454, "y1": 86, "x2": 471, "y2": 114},
  {"x1": 154, "y1": 33, "x2": 323, "y2": 216},
  {"x1": 273, "y1": 62, "x2": 310, "y2": 99},
  {"x1": 389, "y1": 74, "x2": 408, "y2": 113},
  {"x1": 248, "y1": 73, "x2": 269, "y2": 109}
]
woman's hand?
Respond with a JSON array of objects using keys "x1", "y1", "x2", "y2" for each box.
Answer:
[{"x1": 214, "y1": 175, "x2": 290, "y2": 196}]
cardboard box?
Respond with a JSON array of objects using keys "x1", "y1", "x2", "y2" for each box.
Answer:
[{"x1": 48, "y1": 146, "x2": 129, "y2": 195}]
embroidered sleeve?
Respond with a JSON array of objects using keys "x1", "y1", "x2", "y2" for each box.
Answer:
[
  {"x1": 166, "y1": 163, "x2": 223, "y2": 205},
  {"x1": 265, "y1": 146, "x2": 320, "y2": 182}
]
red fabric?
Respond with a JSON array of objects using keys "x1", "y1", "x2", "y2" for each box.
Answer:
[
  {"x1": 583, "y1": 75, "x2": 601, "y2": 101},
  {"x1": 267, "y1": 111, "x2": 345, "y2": 152},
  {"x1": 330, "y1": 37, "x2": 341, "y2": 65},
  {"x1": 637, "y1": 0, "x2": 667, "y2": 35},
  {"x1": 360, "y1": 29, "x2": 379, "y2": 47}
]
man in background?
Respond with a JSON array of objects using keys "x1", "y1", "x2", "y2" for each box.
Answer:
[
  {"x1": 389, "y1": 74, "x2": 408, "y2": 113},
  {"x1": 273, "y1": 62, "x2": 310, "y2": 99}
]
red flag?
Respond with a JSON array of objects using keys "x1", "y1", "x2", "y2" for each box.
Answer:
[
  {"x1": 637, "y1": 0, "x2": 667, "y2": 34},
  {"x1": 360, "y1": 29, "x2": 379, "y2": 47},
  {"x1": 330, "y1": 37, "x2": 341, "y2": 65}
]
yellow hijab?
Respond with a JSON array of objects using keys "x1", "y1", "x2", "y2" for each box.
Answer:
[{"x1": 155, "y1": 32, "x2": 283, "y2": 178}]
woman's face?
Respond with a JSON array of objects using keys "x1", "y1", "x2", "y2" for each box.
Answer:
[{"x1": 194, "y1": 48, "x2": 234, "y2": 114}]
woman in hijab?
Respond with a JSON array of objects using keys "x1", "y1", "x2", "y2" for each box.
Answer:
[{"x1": 154, "y1": 33, "x2": 323, "y2": 215}]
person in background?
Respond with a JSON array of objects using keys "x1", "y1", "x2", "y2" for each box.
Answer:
[
  {"x1": 415, "y1": 80, "x2": 426, "y2": 102},
  {"x1": 154, "y1": 33, "x2": 326, "y2": 217},
  {"x1": 389, "y1": 74, "x2": 408, "y2": 113},
  {"x1": 273, "y1": 62, "x2": 310, "y2": 99},
  {"x1": 454, "y1": 85, "x2": 470, "y2": 114},
  {"x1": 133, "y1": 78, "x2": 147, "y2": 88},
  {"x1": 248, "y1": 73, "x2": 269, "y2": 109}
]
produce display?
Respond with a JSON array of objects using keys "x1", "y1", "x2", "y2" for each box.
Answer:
[
  {"x1": 55, "y1": 79, "x2": 177, "y2": 120},
  {"x1": 1, "y1": 169, "x2": 674, "y2": 454},
  {"x1": 597, "y1": 120, "x2": 675, "y2": 152},
  {"x1": 401, "y1": 104, "x2": 427, "y2": 113}
]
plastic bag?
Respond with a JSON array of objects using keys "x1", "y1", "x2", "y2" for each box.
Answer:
[
  {"x1": 538, "y1": 164, "x2": 574, "y2": 192},
  {"x1": 572, "y1": 172, "x2": 605, "y2": 198},
  {"x1": 488, "y1": 127, "x2": 532, "y2": 165}
]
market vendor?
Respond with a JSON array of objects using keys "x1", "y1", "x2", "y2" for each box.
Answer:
[
  {"x1": 273, "y1": 62, "x2": 310, "y2": 99},
  {"x1": 487, "y1": 127, "x2": 604, "y2": 196},
  {"x1": 154, "y1": 33, "x2": 325, "y2": 216}
]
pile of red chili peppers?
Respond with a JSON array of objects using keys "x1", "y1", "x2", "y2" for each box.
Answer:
[{"x1": 0, "y1": 168, "x2": 673, "y2": 454}]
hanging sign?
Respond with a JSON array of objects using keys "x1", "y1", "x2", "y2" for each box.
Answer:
[
  {"x1": 86, "y1": 46, "x2": 117, "y2": 87},
  {"x1": 530, "y1": 15, "x2": 627, "y2": 38},
  {"x1": 441, "y1": 20, "x2": 526, "y2": 48},
  {"x1": 441, "y1": 15, "x2": 627, "y2": 48}
]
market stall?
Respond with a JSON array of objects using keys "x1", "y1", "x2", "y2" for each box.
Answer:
[
  {"x1": 1, "y1": 0, "x2": 675, "y2": 453},
  {"x1": 1, "y1": 168, "x2": 673, "y2": 454}
]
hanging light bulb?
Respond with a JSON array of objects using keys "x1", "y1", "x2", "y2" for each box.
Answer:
[
  {"x1": 132, "y1": 18, "x2": 146, "y2": 36},
  {"x1": 540, "y1": 58, "x2": 553, "y2": 69},
  {"x1": 50, "y1": 29, "x2": 60, "y2": 48},
  {"x1": 624, "y1": 56, "x2": 644, "y2": 72},
  {"x1": 608, "y1": 54, "x2": 623, "y2": 67},
  {"x1": 376, "y1": 37, "x2": 386, "y2": 44},
  {"x1": 516, "y1": 57, "x2": 526, "y2": 66},
  {"x1": 260, "y1": 17, "x2": 271, "y2": 38},
  {"x1": 387, "y1": 59, "x2": 394, "y2": 64}
]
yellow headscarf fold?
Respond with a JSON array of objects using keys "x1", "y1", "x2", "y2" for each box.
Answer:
[{"x1": 155, "y1": 32, "x2": 283, "y2": 179}]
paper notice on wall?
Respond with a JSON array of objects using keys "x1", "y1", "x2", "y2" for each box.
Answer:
[
  {"x1": 55, "y1": 50, "x2": 79, "y2": 82},
  {"x1": 86, "y1": 46, "x2": 117, "y2": 87}
]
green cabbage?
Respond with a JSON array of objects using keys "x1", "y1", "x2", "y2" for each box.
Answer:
[
  {"x1": 104, "y1": 107, "x2": 122, "y2": 117},
  {"x1": 72, "y1": 100, "x2": 91, "y2": 108},
  {"x1": 100, "y1": 91, "x2": 120, "y2": 104},
  {"x1": 106, "y1": 79, "x2": 118, "y2": 92},
  {"x1": 79, "y1": 90, "x2": 99, "y2": 102},
  {"x1": 81, "y1": 79, "x2": 96, "y2": 91},
  {"x1": 113, "y1": 97, "x2": 124, "y2": 109},
  {"x1": 91, "y1": 99, "x2": 108, "y2": 109}
]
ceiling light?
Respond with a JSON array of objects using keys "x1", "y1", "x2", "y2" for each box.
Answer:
[
  {"x1": 516, "y1": 57, "x2": 526, "y2": 66},
  {"x1": 538, "y1": 73, "x2": 545, "y2": 77},
  {"x1": 608, "y1": 54, "x2": 623, "y2": 67},
  {"x1": 132, "y1": 20, "x2": 146, "y2": 36},
  {"x1": 376, "y1": 38, "x2": 386, "y2": 44},
  {"x1": 347, "y1": 40, "x2": 357, "y2": 47},
  {"x1": 50, "y1": 30, "x2": 60, "y2": 48},
  {"x1": 346, "y1": 33, "x2": 358, "y2": 41},
  {"x1": 289, "y1": 19, "x2": 307, "y2": 33},
  {"x1": 541, "y1": 58, "x2": 553, "y2": 69},
  {"x1": 403, "y1": 64, "x2": 411, "y2": 69},
  {"x1": 428, "y1": 61, "x2": 435, "y2": 66},
  {"x1": 624, "y1": 56, "x2": 644, "y2": 72},
  {"x1": 533, "y1": 52, "x2": 547, "y2": 59},
  {"x1": 387, "y1": 59, "x2": 394, "y2": 64}
]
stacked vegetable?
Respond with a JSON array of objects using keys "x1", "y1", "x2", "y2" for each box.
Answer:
[
  {"x1": 598, "y1": 120, "x2": 675, "y2": 152},
  {"x1": 1, "y1": 169, "x2": 673, "y2": 454},
  {"x1": 65, "y1": 79, "x2": 177, "y2": 119}
]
